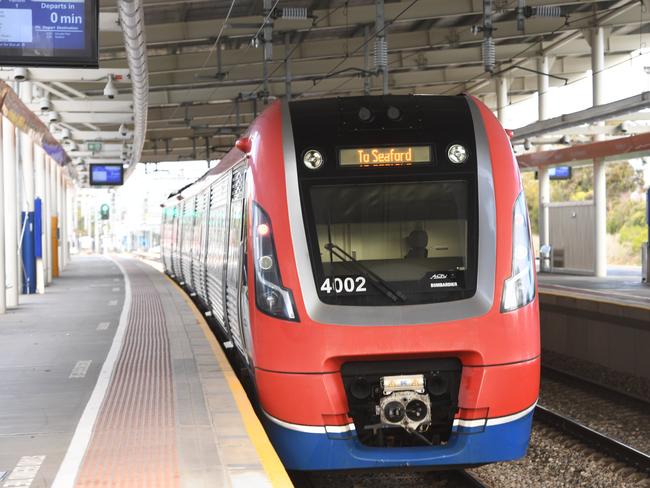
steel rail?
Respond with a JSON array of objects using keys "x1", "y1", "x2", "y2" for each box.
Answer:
[
  {"x1": 541, "y1": 364, "x2": 650, "y2": 407},
  {"x1": 456, "y1": 469, "x2": 491, "y2": 488},
  {"x1": 534, "y1": 405, "x2": 650, "y2": 472}
]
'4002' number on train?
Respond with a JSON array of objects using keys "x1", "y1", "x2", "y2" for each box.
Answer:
[{"x1": 320, "y1": 276, "x2": 367, "y2": 294}]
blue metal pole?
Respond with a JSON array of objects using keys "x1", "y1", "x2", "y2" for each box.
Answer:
[
  {"x1": 34, "y1": 198, "x2": 43, "y2": 259},
  {"x1": 21, "y1": 211, "x2": 36, "y2": 294}
]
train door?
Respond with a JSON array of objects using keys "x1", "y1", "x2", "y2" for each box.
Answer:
[
  {"x1": 171, "y1": 206, "x2": 180, "y2": 278},
  {"x1": 205, "y1": 175, "x2": 231, "y2": 333},
  {"x1": 224, "y1": 165, "x2": 247, "y2": 353},
  {"x1": 178, "y1": 200, "x2": 186, "y2": 283}
]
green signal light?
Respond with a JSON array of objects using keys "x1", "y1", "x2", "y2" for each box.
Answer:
[{"x1": 100, "y1": 204, "x2": 110, "y2": 220}]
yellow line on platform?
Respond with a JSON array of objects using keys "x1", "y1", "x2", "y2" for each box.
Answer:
[{"x1": 165, "y1": 274, "x2": 294, "y2": 488}]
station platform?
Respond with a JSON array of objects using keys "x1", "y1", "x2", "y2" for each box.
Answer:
[
  {"x1": 538, "y1": 269, "x2": 649, "y2": 310},
  {"x1": 537, "y1": 269, "x2": 650, "y2": 396},
  {"x1": 0, "y1": 255, "x2": 291, "y2": 488}
]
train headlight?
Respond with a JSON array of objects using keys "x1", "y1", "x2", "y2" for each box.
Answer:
[
  {"x1": 447, "y1": 144, "x2": 468, "y2": 164},
  {"x1": 303, "y1": 149, "x2": 324, "y2": 170},
  {"x1": 381, "y1": 374, "x2": 425, "y2": 395},
  {"x1": 501, "y1": 191, "x2": 536, "y2": 312},
  {"x1": 252, "y1": 202, "x2": 299, "y2": 321},
  {"x1": 383, "y1": 401, "x2": 405, "y2": 423}
]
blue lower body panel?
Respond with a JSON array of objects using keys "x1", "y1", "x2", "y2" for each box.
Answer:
[{"x1": 264, "y1": 411, "x2": 533, "y2": 471}]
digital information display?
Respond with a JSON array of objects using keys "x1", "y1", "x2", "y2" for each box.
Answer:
[
  {"x1": 0, "y1": 0, "x2": 98, "y2": 68},
  {"x1": 339, "y1": 146, "x2": 431, "y2": 167},
  {"x1": 549, "y1": 166, "x2": 572, "y2": 180},
  {"x1": 89, "y1": 164, "x2": 124, "y2": 186}
]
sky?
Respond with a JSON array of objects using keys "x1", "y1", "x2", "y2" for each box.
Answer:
[
  {"x1": 115, "y1": 160, "x2": 214, "y2": 231},
  {"x1": 501, "y1": 48, "x2": 650, "y2": 129}
]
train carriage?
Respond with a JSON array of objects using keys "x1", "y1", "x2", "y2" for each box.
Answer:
[{"x1": 161, "y1": 94, "x2": 540, "y2": 471}]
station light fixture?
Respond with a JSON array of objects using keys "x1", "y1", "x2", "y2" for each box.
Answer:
[
  {"x1": 104, "y1": 75, "x2": 118, "y2": 99},
  {"x1": 38, "y1": 96, "x2": 50, "y2": 112},
  {"x1": 12, "y1": 67, "x2": 27, "y2": 81},
  {"x1": 64, "y1": 141, "x2": 78, "y2": 151},
  {"x1": 47, "y1": 111, "x2": 60, "y2": 123}
]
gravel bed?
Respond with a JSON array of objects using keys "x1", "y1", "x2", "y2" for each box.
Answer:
[
  {"x1": 474, "y1": 424, "x2": 650, "y2": 488},
  {"x1": 542, "y1": 350, "x2": 650, "y2": 402},
  {"x1": 539, "y1": 372, "x2": 650, "y2": 454}
]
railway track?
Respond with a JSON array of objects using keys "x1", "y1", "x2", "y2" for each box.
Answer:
[
  {"x1": 292, "y1": 468, "x2": 490, "y2": 487},
  {"x1": 542, "y1": 364, "x2": 650, "y2": 405},
  {"x1": 534, "y1": 405, "x2": 650, "y2": 472},
  {"x1": 535, "y1": 365, "x2": 650, "y2": 477},
  {"x1": 540, "y1": 365, "x2": 650, "y2": 457},
  {"x1": 457, "y1": 469, "x2": 491, "y2": 487}
]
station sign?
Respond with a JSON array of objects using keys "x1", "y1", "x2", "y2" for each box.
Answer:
[
  {"x1": 0, "y1": 0, "x2": 99, "y2": 68},
  {"x1": 89, "y1": 164, "x2": 124, "y2": 186},
  {"x1": 86, "y1": 141, "x2": 102, "y2": 152}
]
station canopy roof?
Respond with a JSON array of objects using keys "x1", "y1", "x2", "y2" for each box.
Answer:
[{"x1": 8, "y1": 0, "x2": 650, "y2": 168}]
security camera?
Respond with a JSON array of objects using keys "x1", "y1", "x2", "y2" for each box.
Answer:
[
  {"x1": 47, "y1": 111, "x2": 60, "y2": 123},
  {"x1": 103, "y1": 75, "x2": 118, "y2": 99},
  {"x1": 39, "y1": 96, "x2": 51, "y2": 112},
  {"x1": 13, "y1": 67, "x2": 27, "y2": 81},
  {"x1": 118, "y1": 123, "x2": 128, "y2": 138}
]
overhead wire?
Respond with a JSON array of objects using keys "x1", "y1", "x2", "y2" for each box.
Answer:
[
  {"x1": 184, "y1": 0, "x2": 646, "y2": 156},
  {"x1": 298, "y1": 0, "x2": 422, "y2": 99},
  {"x1": 316, "y1": 0, "x2": 641, "y2": 99},
  {"x1": 176, "y1": 0, "x2": 285, "y2": 156},
  {"x1": 216, "y1": 3, "x2": 348, "y2": 130},
  {"x1": 167, "y1": 0, "x2": 238, "y2": 122},
  {"x1": 444, "y1": 0, "x2": 642, "y2": 96},
  {"x1": 200, "y1": 0, "x2": 290, "y2": 106}
]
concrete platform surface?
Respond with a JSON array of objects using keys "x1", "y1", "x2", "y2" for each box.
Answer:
[
  {"x1": 538, "y1": 271, "x2": 650, "y2": 310},
  {"x1": 0, "y1": 255, "x2": 290, "y2": 488}
]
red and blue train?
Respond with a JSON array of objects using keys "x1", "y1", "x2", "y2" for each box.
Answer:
[{"x1": 161, "y1": 95, "x2": 540, "y2": 471}]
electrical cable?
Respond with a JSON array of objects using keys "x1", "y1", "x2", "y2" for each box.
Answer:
[
  {"x1": 299, "y1": 0, "x2": 421, "y2": 98},
  {"x1": 166, "y1": 0, "x2": 238, "y2": 121}
]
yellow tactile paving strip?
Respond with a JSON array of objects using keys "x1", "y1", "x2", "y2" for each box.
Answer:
[{"x1": 168, "y1": 276, "x2": 293, "y2": 488}]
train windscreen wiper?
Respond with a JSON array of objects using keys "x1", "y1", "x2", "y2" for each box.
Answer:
[{"x1": 324, "y1": 242, "x2": 406, "y2": 303}]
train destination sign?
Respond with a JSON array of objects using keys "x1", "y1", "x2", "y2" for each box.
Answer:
[
  {"x1": 339, "y1": 146, "x2": 431, "y2": 167},
  {"x1": 0, "y1": 0, "x2": 98, "y2": 68}
]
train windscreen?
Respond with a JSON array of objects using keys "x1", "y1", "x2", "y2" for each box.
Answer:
[{"x1": 308, "y1": 180, "x2": 470, "y2": 306}]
